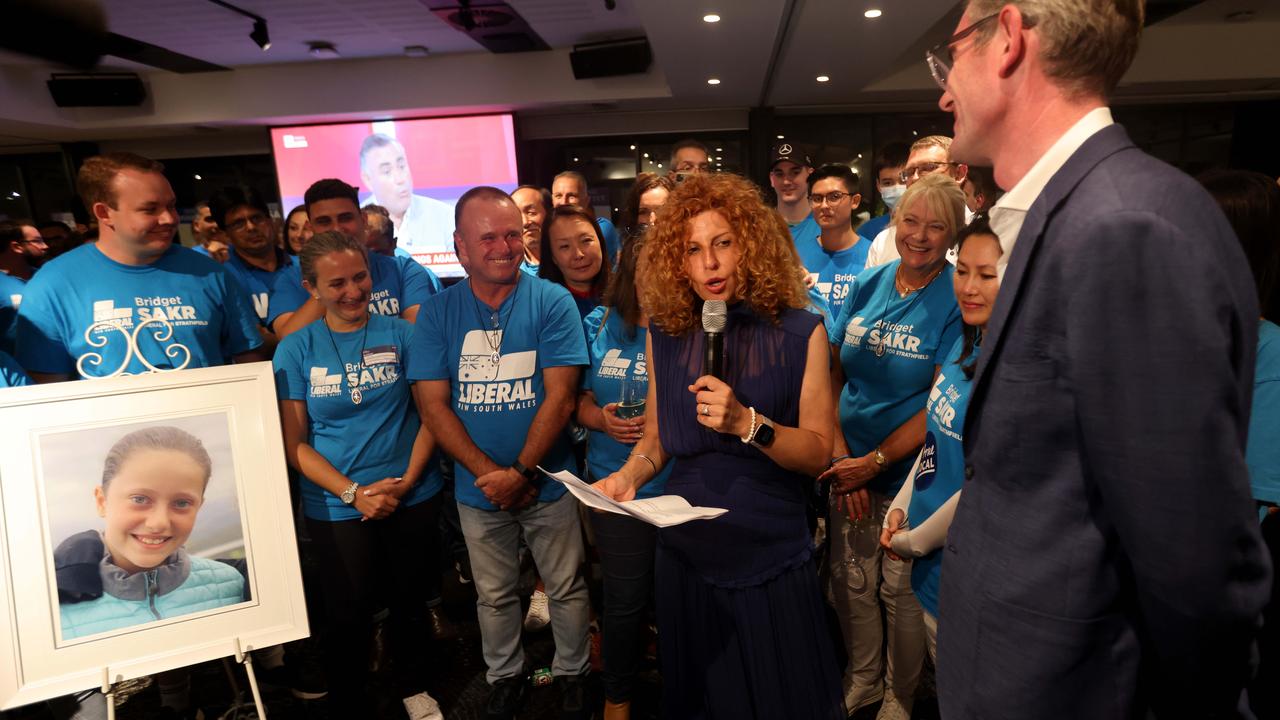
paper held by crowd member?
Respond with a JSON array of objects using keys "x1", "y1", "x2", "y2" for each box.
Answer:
[{"x1": 539, "y1": 467, "x2": 728, "y2": 528}]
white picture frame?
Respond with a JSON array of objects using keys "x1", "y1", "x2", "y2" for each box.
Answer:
[{"x1": 0, "y1": 362, "x2": 308, "y2": 710}]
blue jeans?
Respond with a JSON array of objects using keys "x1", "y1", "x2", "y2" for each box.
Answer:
[{"x1": 457, "y1": 494, "x2": 591, "y2": 682}]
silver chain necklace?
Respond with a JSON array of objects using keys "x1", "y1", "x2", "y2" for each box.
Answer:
[
  {"x1": 322, "y1": 314, "x2": 370, "y2": 405},
  {"x1": 468, "y1": 278, "x2": 519, "y2": 366}
]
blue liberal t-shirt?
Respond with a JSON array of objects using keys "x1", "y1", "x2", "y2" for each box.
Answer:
[
  {"x1": 597, "y1": 217, "x2": 621, "y2": 266},
  {"x1": 273, "y1": 313, "x2": 441, "y2": 521},
  {"x1": 407, "y1": 275, "x2": 588, "y2": 510},
  {"x1": 908, "y1": 336, "x2": 975, "y2": 617},
  {"x1": 857, "y1": 213, "x2": 891, "y2": 242},
  {"x1": 1248, "y1": 319, "x2": 1280, "y2": 506},
  {"x1": 223, "y1": 249, "x2": 303, "y2": 327},
  {"x1": 830, "y1": 260, "x2": 963, "y2": 495},
  {"x1": 0, "y1": 350, "x2": 31, "y2": 387},
  {"x1": 268, "y1": 251, "x2": 439, "y2": 329},
  {"x1": 0, "y1": 272, "x2": 25, "y2": 355},
  {"x1": 15, "y1": 244, "x2": 261, "y2": 378},
  {"x1": 810, "y1": 239, "x2": 868, "y2": 320},
  {"x1": 787, "y1": 212, "x2": 825, "y2": 272},
  {"x1": 581, "y1": 306, "x2": 671, "y2": 497}
]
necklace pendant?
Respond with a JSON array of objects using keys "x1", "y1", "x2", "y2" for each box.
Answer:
[
  {"x1": 490, "y1": 351, "x2": 501, "y2": 365},
  {"x1": 351, "y1": 388, "x2": 363, "y2": 405},
  {"x1": 874, "y1": 340, "x2": 887, "y2": 358}
]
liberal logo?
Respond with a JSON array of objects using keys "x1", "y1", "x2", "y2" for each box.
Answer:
[
  {"x1": 844, "y1": 316, "x2": 871, "y2": 346},
  {"x1": 916, "y1": 433, "x2": 938, "y2": 491},
  {"x1": 597, "y1": 348, "x2": 632, "y2": 379},
  {"x1": 457, "y1": 330, "x2": 538, "y2": 412},
  {"x1": 309, "y1": 366, "x2": 343, "y2": 397}
]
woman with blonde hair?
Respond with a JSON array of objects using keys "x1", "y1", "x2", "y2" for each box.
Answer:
[
  {"x1": 819, "y1": 172, "x2": 965, "y2": 717},
  {"x1": 594, "y1": 173, "x2": 844, "y2": 719}
]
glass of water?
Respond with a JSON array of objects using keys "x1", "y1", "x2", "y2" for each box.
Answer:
[{"x1": 617, "y1": 374, "x2": 647, "y2": 420}]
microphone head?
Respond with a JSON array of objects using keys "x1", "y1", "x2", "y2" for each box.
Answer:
[{"x1": 701, "y1": 300, "x2": 728, "y2": 333}]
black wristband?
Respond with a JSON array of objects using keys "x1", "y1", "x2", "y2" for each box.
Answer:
[{"x1": 511, "y1": 461, "x2": 538, "y2": 482}]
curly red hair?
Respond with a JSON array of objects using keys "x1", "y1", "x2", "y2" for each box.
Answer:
[{"x1": 639, "y1": 173, "x2": 808, "y2": 335}]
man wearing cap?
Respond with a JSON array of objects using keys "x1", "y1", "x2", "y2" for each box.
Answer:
[{"x1": 769, "y1": 143, "x2": 826, "y2": 273}]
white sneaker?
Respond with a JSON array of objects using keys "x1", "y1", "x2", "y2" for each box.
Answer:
[
  {"x1": 403, "y1": 691, "x2": 444, "y2": 720},
  {"x1": 523, "y1": 589, "x2": 551, "y2": 632}
]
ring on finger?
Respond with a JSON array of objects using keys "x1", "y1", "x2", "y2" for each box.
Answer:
[{"x1": 700, "y1": 403, "x2": 710, "y2": 416}]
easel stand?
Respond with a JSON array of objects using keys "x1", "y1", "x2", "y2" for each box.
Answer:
[{"x1": 100, "y1": 639, "x2": 267, "y2": 720}]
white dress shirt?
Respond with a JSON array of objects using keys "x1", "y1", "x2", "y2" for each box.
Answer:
[{"x1": 987, "y1": 106, "x2": 1114, "y2": 277}]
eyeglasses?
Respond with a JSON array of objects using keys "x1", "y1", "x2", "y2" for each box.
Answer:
[
  {"x1": 899, "y1": 162, "x2": 960, "y2": 184},
  {"x1": 808, "y1": 191, "x2": 852, "y2": 206},
  {"x1": 225, "y1": 213, "x2": 269, "y2": 233},
  {"x1": 925, "y1": 12, "x2": 999, "y2": 90}
]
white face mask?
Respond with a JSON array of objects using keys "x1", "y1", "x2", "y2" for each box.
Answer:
[{"x1": 881, "y1": 184, "x2": 906, "y2": 211}]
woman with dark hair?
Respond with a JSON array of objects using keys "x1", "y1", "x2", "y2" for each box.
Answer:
[
  {"x1": 512, "y1": 184, "x2": 552, "y2": 277},
  {"x1": 284, "y1": 204, "x2": 312, "y2": 255},
  {"x1": 624, "y1": 172, "x2": 675, "y2": 237},
  {"x1": 1200, "y1": 169, "x2": 1280, "y2": 719},
  {"x1": 273, "y1": 230, "x2": 443, "y2": 713},
  {"x1": 576, "y1": 237, "x2": 671, "y2": 719},
  {"x1": 594, "y1": 173, "x2": 843, "y2": 719},
  {"x1": 878, "y1": 217, "x2": 1001, "y2": 664},
  {"x1": 540, "y1": 204, "x2": 611, "y2": 318}
]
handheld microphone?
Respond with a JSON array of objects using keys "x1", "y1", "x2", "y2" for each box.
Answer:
[{"x1": 702, "y1": 300, "x2": 727, "y2": 379}]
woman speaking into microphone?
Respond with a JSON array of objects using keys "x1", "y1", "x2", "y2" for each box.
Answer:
[{"x1": 593, "y1": 173, "x2": 844, "y2": 719}]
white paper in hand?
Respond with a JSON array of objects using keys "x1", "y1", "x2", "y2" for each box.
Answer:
[{"x1": 539, "y1": 467, "x2": 728, "y2": 528}]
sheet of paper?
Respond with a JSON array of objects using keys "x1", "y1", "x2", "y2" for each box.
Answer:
[{"x1": 539, "y1": 467, "x2": 728, "y2": 528}]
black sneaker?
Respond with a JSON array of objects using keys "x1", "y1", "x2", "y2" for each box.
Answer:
[
  {"x1": 485, "y1": 677, "x2": 527, "y2": 720},
  {"x1": 558, "y1": 673, "x2": 592, "y2": 720}
]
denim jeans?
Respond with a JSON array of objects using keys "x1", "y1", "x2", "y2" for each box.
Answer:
[
  {"x1": 828, "y1": 491, "x2": 926, "y2": 715},
  {"x1": 457, "y1": 494, "x2": 591, "y2": 682},
  {"x1": 590, "y1": 510, "x2": 657, "y2": 703}
]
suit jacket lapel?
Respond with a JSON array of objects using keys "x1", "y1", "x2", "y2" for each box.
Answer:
[{"x1": 966, "y1": 124, "x2": 1137, "y2": 435}]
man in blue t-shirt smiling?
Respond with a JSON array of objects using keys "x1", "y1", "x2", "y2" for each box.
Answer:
[
  {"x1": 15, "y1": 153, "x2": 264, "y2": 381},
  {"x1": 410, "y1": 186, "x2": 591, "y2": 720},
  {"x1": 270, "y1": 179, "x2": 440, "y2": 340}
]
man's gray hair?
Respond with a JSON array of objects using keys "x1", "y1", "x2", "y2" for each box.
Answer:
[
  {"x1": 966, "y1": 0, "x2": 1144, "y2": 98},
  {"x1": 359, "y1": 133, "x2": 402, "y2": 171}
]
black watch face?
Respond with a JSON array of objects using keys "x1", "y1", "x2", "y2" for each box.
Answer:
[{"x1": 754, "y1": 423, "x2": 776, "y2": 447}]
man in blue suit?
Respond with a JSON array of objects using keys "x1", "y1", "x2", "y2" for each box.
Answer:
[{"x1": 932, "y1": 2, "x2": 1271, "y2": 718}]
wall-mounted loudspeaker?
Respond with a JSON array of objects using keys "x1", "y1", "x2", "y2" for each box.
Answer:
[
  {"x1": 47, "y1": 73, "x2": 146, "y2": 107},
  {"x1": 569, "y1": 37, "x2": 651, "y2": 80}
]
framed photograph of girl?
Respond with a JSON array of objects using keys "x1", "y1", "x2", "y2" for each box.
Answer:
[{"x1": 0, "y1": 363, "x2": 308, "y2": 710}]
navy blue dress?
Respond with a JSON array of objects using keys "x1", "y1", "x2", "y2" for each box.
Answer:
[{"x1": 651, "y1": 304, "x2": 844, "y2": 719}]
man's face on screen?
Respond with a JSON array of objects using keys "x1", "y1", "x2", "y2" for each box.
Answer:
[{"x1": 361, "y1": 142, "x2": 413, "y2": 217}]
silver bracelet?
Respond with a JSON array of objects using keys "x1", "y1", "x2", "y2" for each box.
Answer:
[
  {"x1": 739, "y1": 406, "x2": 758, "y2": 444},
  {"x1": 630, "y1": 452, "x2": 657, "y2": 475}
]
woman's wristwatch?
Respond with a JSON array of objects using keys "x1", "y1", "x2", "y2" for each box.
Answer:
[
  {"x1": 873, "y1": 446, "x2": 888, "y2": 471},
  {"x1": 340, "y1": 481, "x2": 360, "y2": 505},
  {"x1": 740, "y1": 407, "x2": 776, "y2": 448}
]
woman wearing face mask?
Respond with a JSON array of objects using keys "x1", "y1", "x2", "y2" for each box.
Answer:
[
  {"x1": 273, "y1": 230, "x2": 443, "y2": 713},
  {"x1": 540, "y1": 204, "x2": 611, "y2": 319},
  {"x1": 594, "y1": 173, "x2": 844, "y2": 719},
  {"x1": 511, "y1": 185, "x2": 551, "y2": 277},
  {"x1": 624, "y1": 172, "x2": 675, "y2": 238},
  {"x1": 857, "y1": 142, "x2": 910, "y2": 243},
  {"x1": 819, "y1": 173, "x2": 965, "y2": 717},
  {"x1": 878, "y1": 216, "x2": 1000, "y2": 665}
]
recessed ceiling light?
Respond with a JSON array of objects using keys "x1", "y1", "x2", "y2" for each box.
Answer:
[
  {"x1": 715, "y1": 156, "x2": 722, "y2": 160},
  {"x1": 703, "y1": 14, "x2": 721, "y2": 23},
  {"x1": 715, "y1": 147, "x2": 723, "y2": 151},
  {"x1": 912, "y1": 130, "x2": 918, "y2": 136},
  {"x1": 777, "y1": 134, "x2": 785, "y2": 139},
  {"x1": 707, "y1": 77, "x2": 721, "y2": 85},
  {"x1": 657, "y1": 163, "x2": 663, "y2": 168},
  {"x1": 643, "y1": 152, "x2": 649, "y2": 158},
  {"x1": 194, "y1": 174, "x2": 202, "y2": 180},
  {"x1": 816, "y1": 75, "x2": 830, "y2": 83},
  {"x1": 857, "y1": 153, "x2": 863, "y2": 159},
  {"x1": 864, "y1": 9, "x2": 882, "y2": 19},
  {"x1": 629, "y1": 144, "x2": 636, "y2": 150},
  {"x1": 573, "y1": 157, "x2": 579, "y2": 162}
]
